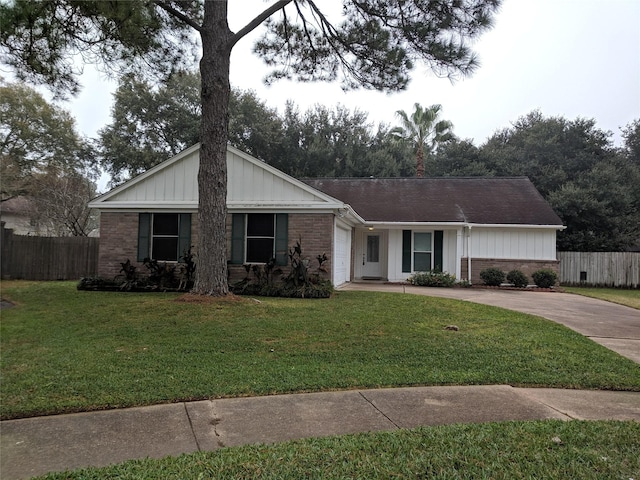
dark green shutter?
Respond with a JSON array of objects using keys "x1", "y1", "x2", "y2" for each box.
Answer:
[
  {"x1": 137, "y1": 213, "x2": 151, "y2": 262},
  {"x1": 434, "y1": 230, "x2": 443, "y2": 272},
  {"x1": 275, "y1": 213, "x2": 288, "y2": 266},
  {"x1": 178, "y1": 214, "x2": 191, "y2": 260},
  {"x1": 230, "y1": 213, "x2": 245, "y2": 264},
  {"x1": 402, "y1": 230, "x2": 412, "y2": 273}
]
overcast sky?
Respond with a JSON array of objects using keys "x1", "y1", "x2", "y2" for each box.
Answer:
[{"x1": 66, "y1": 0, "x2": 639, "y2": 148}]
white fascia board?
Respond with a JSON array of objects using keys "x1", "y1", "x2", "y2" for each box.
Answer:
[
  {"x1": 94, "y1": 202, "x2": 198, "y2": 213},
  {"x1": 363, "y1": 221, "x2": 468, "y2": 229},
  {"x1": 466, "y1": 223, "x2": 566, "y2": 230},
  {"x1": 228, "y1": 201, "x2": 343, "y2": 209},
  {"x1": 342, "y1": 205, "x2": 366, "y2": 225},
  {"x1": 363, "y1": 221, "x2": 564, "y2": 230}
]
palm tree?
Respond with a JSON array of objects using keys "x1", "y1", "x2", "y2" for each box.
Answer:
[{"x1": 391, "y1": 103, "x2": 455, "y2": 177}]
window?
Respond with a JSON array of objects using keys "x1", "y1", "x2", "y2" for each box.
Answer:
[
  {"x1": 152, "y1": 213, "x2": 179, "y2": 261},
  {"x1": 231, "y1": 213, "x2": 288, "y2": 265},
  {"x1": 246, "y1": 213, "x2": 275, "y2": 263},
  {"x1": 403, "y1": 230, "x2": 443, "y2": 273},
  {"x1": 367, "y1": 235, "x2": 380, "y2": 262},
  {"x1": 413, "y1": 232, "x2": 432, "y2": 271},
  {"x1": 138, "y1": 213, "x2": 191, "y2": 262}
]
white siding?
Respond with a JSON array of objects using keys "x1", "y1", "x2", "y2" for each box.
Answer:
[
  {"x1": 470, "y1": 228, "x2": 557, "y2": 260},
  {"x1": 387, "y1": 229, "x2": 404, "y2": 282},
  {"x1": 227, "y1": 150, "x2": 321, "y2": 205},
  {"x1": 110, "y1": 149, "x2": 199, "y2": 203},
  {"x1": 443, "y1": 230, "x2": 458, "y2": 275},
  {"x1": 96, "y1": 146, "x2": 336, "y2": 208}
]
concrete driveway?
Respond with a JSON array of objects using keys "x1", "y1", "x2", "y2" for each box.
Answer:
[{"x1": 340, "y1": 283, "x2": 640, "y2": 363}]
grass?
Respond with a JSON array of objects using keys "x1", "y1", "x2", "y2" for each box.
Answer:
[
  {"x1": 564, "y1": 286, "x2": 640, "y2": 309},
  {"x1": 36, "y1": 420, "x2": 640, "y2": 479},
  {"x1": 1, "y1": 281, "x2": 639, "y2": 420}
]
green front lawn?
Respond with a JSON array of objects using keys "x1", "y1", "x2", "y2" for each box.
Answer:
[
  {"x1": 564, "y1": 286, "x2": 640, "y2": 309},
  {"x1": 2, "y1": 281, "x2": 639, "y2": 420},
  {"x1": 38, "y1": 420, "x2": 640, "y2": 479}
]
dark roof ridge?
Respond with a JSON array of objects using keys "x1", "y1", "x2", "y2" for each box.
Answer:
[{"x1": 300, "y1": 176, "x2": 531, "y2": 181}]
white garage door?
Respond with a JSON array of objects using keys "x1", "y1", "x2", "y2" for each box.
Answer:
[{"x1": 333, "y1": 225, "x2": 351, "y2": 286}]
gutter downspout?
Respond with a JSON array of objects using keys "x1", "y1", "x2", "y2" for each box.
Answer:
[{"x1": 467, "y1": 225, "x2": 472, "y2": 285}]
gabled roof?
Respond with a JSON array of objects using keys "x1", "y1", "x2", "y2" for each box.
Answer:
[{"x1": 302, "y1": 177, "x2": 563, "y2": 226}]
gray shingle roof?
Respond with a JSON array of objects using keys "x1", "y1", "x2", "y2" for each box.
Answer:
[{"x1": 302, "y1": 177, "x2": 563, "y2": 225}]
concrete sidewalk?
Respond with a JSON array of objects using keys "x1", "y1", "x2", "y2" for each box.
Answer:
[{"x1": 2, "y1": 385, "x2": 640, "y2": 480}]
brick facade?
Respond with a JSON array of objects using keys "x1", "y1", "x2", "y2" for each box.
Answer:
[
  {"x1": 97, "y1": 212, "x2": 139, "y2": 279},
  {"x1": 97, "y1": 212, "x2": 199, "y2": 279},
  {"x1": 226, "y1": 212, "x2": 334, "y2": 285},
  {"x1": 98, "y1": 211, "x2": 334, "y2": 284},
  {"x1": 460, "y1": 257, "x2": 560, "y2": 285}
]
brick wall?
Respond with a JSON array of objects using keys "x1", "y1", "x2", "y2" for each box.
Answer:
[
  {"x1": 460, "y1": 257, "x2": 560, "y2": 285},
  {"x1": 97, "y1": 212, "x2": 199, "y2": 279},
  {"x1": 227, "y1": 212, "x2": 334, "y2": 285},
  {"x1": 97, "y1": 212, "x2": 139, "y2": 278}
]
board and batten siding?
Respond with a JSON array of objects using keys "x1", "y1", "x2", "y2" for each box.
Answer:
[
  {"x1": 100, "y1": 146, "x2": 334, "y2": 209},
  {"x1": 227, "y1": 150, "x2": 322, "y2": 206},
  {"x1": 468, "y1": 228, "x2": 557, "y2": 260},
  {"x1": 110, "y1": 148, "x2": 199, "y2": 203},
  {"x1": 559, "y1": 251, "x2": 640, "y2": 288}
]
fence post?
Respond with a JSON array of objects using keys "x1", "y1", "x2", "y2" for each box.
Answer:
[{"x1": 1, "y1": 221, "x2": 14, "y2": 279}]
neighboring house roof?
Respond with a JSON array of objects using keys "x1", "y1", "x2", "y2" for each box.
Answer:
[
  {"x1": 0, "y1": 196, "x2": 33, "y2": 215},
  {"x1": 303, "y1": 177, "x2": 563, "y2": 226}
]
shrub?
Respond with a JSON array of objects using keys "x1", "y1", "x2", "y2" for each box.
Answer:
[
  {"x1": 230, "y1": 238, "x2": 333, "y2": 298},
  {"x1": 532, "y1": 269, "x2": 558, "y2": 288},
  {"x1": 408, "y1": 271, "x2": 456, "y2": 288},
  {"x1": 479, "y1": 268, "x2": 505, "y2": 286},
  {"x1": 506, "y1": 270, "x2": 529, "y2": 288}
]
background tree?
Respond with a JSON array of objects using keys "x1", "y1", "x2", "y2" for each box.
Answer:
[
  {"x1": 227, "y1": 88, "x2": 284, "y2": 164},
  {"x1": 99, "y1": 72, "x2": 201, "y2": 184},
  {"x1": 480, "y1": 111, "x2": 612, "y2": 196},
  {"x1": 621, "y1": 119, "x2": 640, "y2": 166},
  {"x1": 29, "y1": 170, "x2": 99, "y2": 236},
  {"x1": 99, "y1": 72, "x2": 286, "y2": 184},
  {"x1": 0, "y1": 80, "x2": 94, "y2": 201},
  {"x1": 2, "y1": 0, "x2": 501, "y2": 295},
  {"x1": 391, "y1": 103, "x2": 455, "y2": 177},
  {"x1": 432, "y1": 111, "x2": 640, "y2": 251}
]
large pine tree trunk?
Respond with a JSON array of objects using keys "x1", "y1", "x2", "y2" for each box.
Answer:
[{"x1": 193, "y1": 1, "x2": 232, "y2": 295}]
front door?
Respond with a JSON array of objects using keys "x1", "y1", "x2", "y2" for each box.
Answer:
[{"x1": 362, "y1": 233, "x2": 382, "y2": 278}]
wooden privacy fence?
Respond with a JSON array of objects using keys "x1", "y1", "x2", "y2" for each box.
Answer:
[
  {"x1": 1, "y1": 224, "x2": 99, "y2": 281},
  {"x1": 558, "y1": 251, "x2": 640, "y2": 288}
]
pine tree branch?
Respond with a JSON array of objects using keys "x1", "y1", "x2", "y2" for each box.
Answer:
[
  {"x1": 230, "y1": 0, "x2": 294, "y2": 47},
  {"x1": 153, "y1": 1, "x2": 203, "y2": 32}
]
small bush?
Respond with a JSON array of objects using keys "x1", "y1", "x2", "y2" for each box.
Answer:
[
  {"x1": 532, "y1": 269, "x2": 558, "y2": 288},
  {"x1": 408, "y1": 271, "x2": 456, "y2": 288},
  {"x1": 506, "y1": 270, "x2": 529, "y2": 288},
  {"x1": 479, "y1": 268, "x2": 505, "y2": 286}
]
